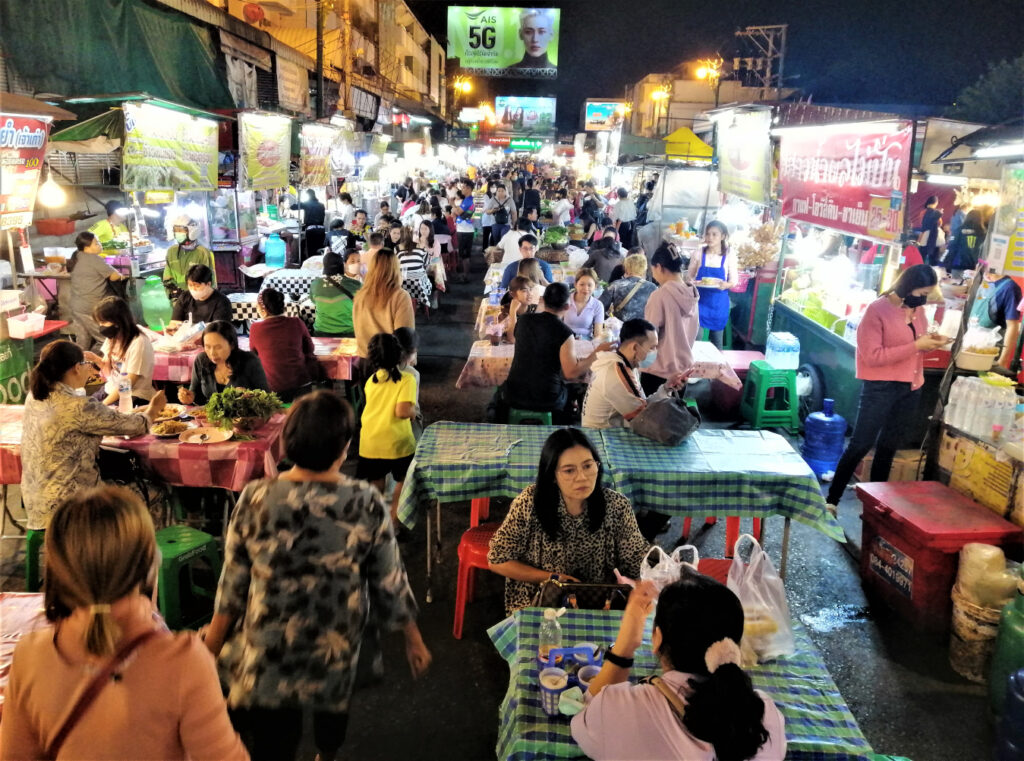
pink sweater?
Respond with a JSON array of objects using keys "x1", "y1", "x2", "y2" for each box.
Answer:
[{"x1": 855, "y1": 296, "x2": 928, "y2": 389}]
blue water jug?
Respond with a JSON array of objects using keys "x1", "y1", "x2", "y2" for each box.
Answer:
[
  {"x1": 140, "y1": 275, "x2": 172, "y2": 330},
  {"x1": 801, "y1": 398, "x2": 847, "y2": 479},
  {"x1": 996, "y1": 669, "x2": 1024, "y2": 760},
  {"x1": 265, "y1": 233, "x2": 286, "y2": 269}
]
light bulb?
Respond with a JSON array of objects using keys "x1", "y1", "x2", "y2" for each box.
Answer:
[{"x1": 37, "y1": 172, "x2": 67, "y2": 208}]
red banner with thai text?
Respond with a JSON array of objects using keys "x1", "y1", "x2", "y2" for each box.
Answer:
[
  {"x1": 0, "y1": 115, "x2": 51, "y2": 230},
  {"x1": 779, "y1": 121, "x2": 912, "y2": 241}
]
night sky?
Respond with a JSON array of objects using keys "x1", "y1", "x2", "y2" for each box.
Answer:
[{"x1": 408, "y1": 0, "x2": 1024, "y2": 131}]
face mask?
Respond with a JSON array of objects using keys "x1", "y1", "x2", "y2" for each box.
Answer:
[
  {"x1": 638, "y1": 348, "x2": 658, "y2": 370},
  {"x1": 98, "y1": 325, "x2": 119, "y2": 338},
  {"x1": 189, "y1": 286, "x2": 211, "y2": 301},
  {"x1": 71, "y1": 386, "x2": 86, "y2": 397},
  {"x1": 903, "y1": 294, "x2": 928, "y2": 308},
  {"x1": 174, "y1": 232, "x2": 188, "y2": 244}
]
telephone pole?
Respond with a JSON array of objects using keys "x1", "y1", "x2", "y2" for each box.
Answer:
[
  {"x1": 734, "y1": 24, "x2": 788, "y2": 100},
  {"x1": 316, "y1": 0, "x2": 325, "y2": 117}
]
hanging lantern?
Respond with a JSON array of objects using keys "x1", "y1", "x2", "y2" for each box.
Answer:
[{"x1": 243, "y1": 3, "x2": 265, "y2": 23}]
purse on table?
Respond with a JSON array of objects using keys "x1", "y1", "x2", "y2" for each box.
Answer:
[
  {"x1": 630, "y1": 393, "x2": 701, "y2": 446},
  {"x1": 532, "y1": 577, "x2": 631, "y2": 610}
]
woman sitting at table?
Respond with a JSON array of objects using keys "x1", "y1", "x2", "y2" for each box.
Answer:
[
  {"x1": 563, "y1": 267, "x2": 605, "y2": 340},
  {"x1": 642, "y1": 241, "x2": 700, "y2": 396},
  {"x1": 249, "y1": 288, "x2": 317, "y2": 403},
  {"x1": 1, "y1": 486, "x2": 248, "y2": 761},
  {"x1": 178, "y1": 321, "x2": 269, "y2": 407},
  {"x1": 352, "y1": 248, "x2": 414, "y2": 361},
  {"x1": 571, "y1": 569, "x2": 786, "y2": 761},
  {"x1": 203, "y1": 391, "x2": 430, "y2": 761},
  {"x1": 21, "y1": 341, "x2": 166, "y2": 532},
  {"x1": 310, "y1": 251, "x2": 362, "y2": 338},
  {"x1": 487, "y1": 427, "x2": 649, "y2": 614},
  {"x1": 83, "y1": 296, "x2": 156, "y2": 407},
  {"x1": 496, "y1": 276, "x2": 536, "y2": 344},
  {"x1": 168, "y1": 264, "x2": 232, "y2": 330}
]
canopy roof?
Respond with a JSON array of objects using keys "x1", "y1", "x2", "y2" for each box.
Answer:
[
  {"x1": 663, "y1": 127, "x2": 712, "y2": 160},
  {"x1": 0, "y1": 92, "x2": 77, "y2": 121}
]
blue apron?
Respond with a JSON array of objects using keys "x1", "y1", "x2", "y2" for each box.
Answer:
[{"x1": 695, "y1": 249, "x2": 730, "y2": 331}]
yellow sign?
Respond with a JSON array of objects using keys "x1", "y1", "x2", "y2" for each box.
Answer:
[
  {"x1": 121, "y1": 103, "x2": 218, "y2": 191},
  {"x1": 239, "y1": 113, "x2": 291, "y2": 191},
  {"x1": 716, "y1": 111, "x2": 770, "y2": 204},
  {"x1": 144, "y1": 190, "x2": 174, "y2": 205}
]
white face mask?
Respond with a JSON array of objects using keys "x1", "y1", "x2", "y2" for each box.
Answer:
[
  {"x1": 189, "y1": 286, "x2": 212, "y2": 301},
  {"x1": 71, "y1": 386, "x2": 86, "y2": 397}
]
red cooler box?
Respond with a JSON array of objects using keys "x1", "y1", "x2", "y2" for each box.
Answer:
[{"x1": 856, "y1": 481, "x2": 1023, "y2": 632}]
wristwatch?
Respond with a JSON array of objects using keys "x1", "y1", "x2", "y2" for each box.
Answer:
[{"x1": 604, "y1": 646, "x2": 634, "y2": 669}]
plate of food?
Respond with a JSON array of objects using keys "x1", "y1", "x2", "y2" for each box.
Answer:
[
  {"x1": 179, "y1": 427, "x2": 232, "y2": 444},
  {"x1": 155, "y1": 404, "x2": 186, "y2": 421},
  {"x1": 696, "y1": 277, "x2": 722, "y2": 288},
  {"x1": 152, "y1": 419, "x2": 190, "y2": 438}
]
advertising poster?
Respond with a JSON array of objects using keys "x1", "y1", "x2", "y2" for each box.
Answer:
[
  {"x1": 494, "y1": 96, "x2": 556, "y2": 134},
  {"x1": 121, "y1": 103, "x2": 219, "y2": 191},
  {"x1": 238, "y1": 112, "x2": 291, "y2": 191},
  {"x1": 583, "y1": 101, "x2": 624, "y2": 132},
  {"x1": 0, "y1": 115, "x2": 50, "y2": 230},
  {"x1": 716, "y1": 110, "x2": 772, "y2": 205},
  {"x1": 447, "y1": 7, "x2": 559, "y2": 79},
  {"x1": 779, "y1": 121, "x2": 912, "y2": 241},
  {"x1": 299, "y1": 123, "x2": 340, "y2": 188},
  {"x1": 988, "y1": 163, "x2": 1024, "y2": 277}
]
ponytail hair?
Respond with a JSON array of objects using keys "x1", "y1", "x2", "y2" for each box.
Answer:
[
  {"x1": 29, "y1": 340, "x2": 83, "y2": 401},
  {"x1": 654, "y1": 568, "x2": 770, "y2": 761},
  {"x1": 367, "y1": 332, "x2": 403, "y2": 383}
]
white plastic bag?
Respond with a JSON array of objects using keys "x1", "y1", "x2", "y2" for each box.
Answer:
[
  {"x1": 639, "y1": 545, "x2": 700, "y2": 592},
  {"x1": 726, "y1": 535, "x2": 795, "y2": 662}
]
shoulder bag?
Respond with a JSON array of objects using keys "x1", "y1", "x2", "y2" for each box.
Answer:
[
  {"x1": 642, "y1": 675, "x2": 687, "y2": 724},
  {"x1": 630, "y1": 393, "x2": 701, "y2": 446},
  {"x1": 610, "y1": 280, "x2": 644, "y2": 320},
  {"x1": 532, "y1": 577, "x2": 631, "y2": 610}
]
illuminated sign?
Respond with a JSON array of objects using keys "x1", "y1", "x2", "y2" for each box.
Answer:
[
  {"x1": 494, "y1": 96, "x2": 556, "y2": 134},
  {"x1": 583, "y1": 101, "x2": 625, "y2": 132},
  {"x1": 509, "y1": 138, "x2": 543, "y2": 151},
  {"x1": 447, "y1": 7, "x2": 559, "y2": 79}
]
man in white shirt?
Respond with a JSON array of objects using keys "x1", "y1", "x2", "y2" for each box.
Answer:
[
  {"x1": 499, "y1": 219, "x2": 534, "y2": 265},
  {"x1": 611, "y1": 187, "x2": 637, "y2": 248},
  {"x1": 552, "y1": 189, "x2": 573, "y2": 226},
  {"x1": 485, "y1": 184, "x2": 518, "y2": 243}
]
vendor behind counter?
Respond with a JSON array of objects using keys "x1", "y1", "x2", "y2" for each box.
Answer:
[
  {"x1": 162, "y1": 215, "x2": 215, "y2": 298},
  {"x1": 88, "y1": 201, "x2": 129, "y2": 249}
]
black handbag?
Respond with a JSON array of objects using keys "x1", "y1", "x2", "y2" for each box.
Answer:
[
  {"x1": 630, "y1": 393, "x2": 701, "y2": 446},
  {"x1": 97, "y1": 445, "x2": 151, "y2": 505},
  {"x1": 532, "y1": 578, "x2": 631, "y2": 611}
]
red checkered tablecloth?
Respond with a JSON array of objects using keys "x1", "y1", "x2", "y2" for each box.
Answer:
[
  {"x1": 0, "y1": 593, "x2": 47, "y2": 716},
  {"x1": 152, "y1": 346, "x2": 204, "y2": 383},
  {"x1": 0, "y1": 406, "x2": 286, "y2": 491}
]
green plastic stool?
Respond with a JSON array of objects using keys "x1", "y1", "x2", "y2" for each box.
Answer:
[
  {"x1": 507, "y1": 408, "x2": 553, "y2": 426},
  {"x1": 156, "y1": 525, "x2": 222, "y2": 631},
  {"x1": 25, "y1": 529, "x2": 44, "y2": 592},
  {"x1": 698, "y1": 312, "x2": 733, "y2": 349},
  {"x1": 739, "y1": 360, "x2": 799, "y2": 434}
]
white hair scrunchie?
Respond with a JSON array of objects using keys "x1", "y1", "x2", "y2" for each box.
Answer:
[{"x1": 704, "y1": 638, "x2": 742, "y2": 674}]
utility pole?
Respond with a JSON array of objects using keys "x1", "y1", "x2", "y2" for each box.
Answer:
[
  {"x1": 734, "y1": 24, "x2": 788, "y2": 100},
  {"x1": 316, "y1": 0, "x2": 325, "y2": 117}
]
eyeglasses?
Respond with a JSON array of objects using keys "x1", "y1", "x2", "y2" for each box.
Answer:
[{"x1": 556, "y1": 460, "x2": 600, "y2": 479}]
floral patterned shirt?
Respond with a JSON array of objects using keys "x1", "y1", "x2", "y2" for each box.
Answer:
[
  {"x1": 21, "y1": 384, "x2": 149, "y2": 530},
  {"x1": 214, "y1": 477, "x2": 418, "y2": 711},
  {"x1": 487, "y1": 485, "x2": 650, "y2": 614}
]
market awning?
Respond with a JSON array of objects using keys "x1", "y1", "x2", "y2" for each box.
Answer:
[
  {"x1": 0, "y1": 93, "x2": 77, "y2": 122},
  {"x1": 47, "y1": 110, "x2": 125, "y2": 154},
  {"x1": 618, "y1": 133, "x2": 666, "y2": 158},
  {"x1": 663, "y1": 127, "x2": 713, "y2": 160}
]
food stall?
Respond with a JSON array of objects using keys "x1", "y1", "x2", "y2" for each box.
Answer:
[{"x1": 636, "y1": 162, "x2": 721, "y2": 259}]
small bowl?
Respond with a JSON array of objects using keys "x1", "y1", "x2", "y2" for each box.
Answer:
[
  {"x1": 577, "y1": 665, "x2": 601, "y2": 691},
  {"x1": 955, "y1": 350, "x2": 997, "y2": 372},
  {"x1": 573, "y1": 643, "x2": 600, "y2": 664}
]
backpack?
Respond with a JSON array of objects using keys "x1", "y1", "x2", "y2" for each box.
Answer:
[{"x1": 493, "y1": 198, "x2": 511, "y2": 226}]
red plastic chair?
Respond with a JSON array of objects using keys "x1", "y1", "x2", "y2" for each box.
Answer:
[
  {"x1": 681, "y1": 516, "x2": 762, "y2": 557},
  {"x1": 453, "y1": 523, "x2": 498, "y2": 639},
  {"x1": 471, "y1": 497, "x2": 490, "y2": 526}
]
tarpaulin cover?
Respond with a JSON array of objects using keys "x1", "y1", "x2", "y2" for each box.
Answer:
[{"x1": 0, "y1": 0, "x2": 234, "y2": 111}]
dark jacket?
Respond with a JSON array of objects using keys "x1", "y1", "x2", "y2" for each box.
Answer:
[
  {"x1": 187, "y1": 349, "x2": 269, "y2": 406},
  {"x1": 171, "y1": 290, "x2": 232, "y2": 325}
]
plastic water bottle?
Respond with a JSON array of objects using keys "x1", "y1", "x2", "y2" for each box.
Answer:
[
  {"x1": 538, "y1": 607, "x2": 563, "y2": 666},
  {"x1": 995, "y1": 669, "x2": 1024, "y2": 761},
  {"x1": 801, "y1": 398, "x2": 847, "y2": 480},
  {"x1": 944, "y1": 378, "x2": 963, "y2": 428},
  {"x1": 116, "y1": 362, "x2": 132, "y2": 414},
  {"x1": 765, "y1": 332, "x2": 801, "y2": 370},
  {"x1": 265, "y1": 232, "x2": 286, "y2": 269}
]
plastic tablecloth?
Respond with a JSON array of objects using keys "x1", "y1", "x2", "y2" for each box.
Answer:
[
  {"x1": 0, "y1": 593, "x2": 47, "y2": 716},
  {"x1": 238, "y1": 336, "x2": 358, "y2": 381},
  {"x1": 488, "y1": 608, "x2": 873, "y2": 761}
]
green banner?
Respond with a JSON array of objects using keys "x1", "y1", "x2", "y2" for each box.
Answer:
[
  {"x1": 447, "y1": 7, "x2": 559, "y2": 79},
  {"x1": 0, "y1": 339, "x2": 31, "y2": 405},
  {"x1": 239, "y1": 113, "x2": 292, "y2": 191},
  {"x1": 121, "y1": 103, "x2": 218, "y2": 191}
]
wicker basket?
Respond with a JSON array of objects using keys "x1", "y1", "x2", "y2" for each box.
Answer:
[
  {"x1": 484, "y1": 246, "x2": 505, "y2": 265},
  {"x1": 537, "y1": 246, "x2": 568, "y2": 263}
]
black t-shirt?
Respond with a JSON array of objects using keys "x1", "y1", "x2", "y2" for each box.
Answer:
[
  {"x1": 171, "y1": 289, "x2": 233, "y2": 324},
  {"x1": 504, "y1": 312, "x2": 574, "y2": 411},
  {"x1": 523, "y1": 189, "x2": 542, "y2": 212}
]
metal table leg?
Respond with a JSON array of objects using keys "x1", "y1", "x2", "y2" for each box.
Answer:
[
  {"x1": 425, "y1": 501, "x2": 436, "y2": 603},
  {"x1": 779, "y1": 517, "x2": 792, "y2": 580}
]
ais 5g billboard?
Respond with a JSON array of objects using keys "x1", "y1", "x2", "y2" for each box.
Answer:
[{"x1": 447, "y1": 7, "x2": 560, "y2": 79}]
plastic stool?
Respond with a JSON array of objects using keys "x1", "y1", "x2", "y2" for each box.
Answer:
[
  {"x1": 508, "y1": 408, "x2": 552, "y2": 426},
  {"x1": 453, "y1": 524, "x2": 499, "y2": 639},
  {"x1": 156, "y1": 525, "x2": 222, "y2": 631},
  {"x1": 739, "y1": 360, "x2": 799, "y2": 433},
  {"x1": 697, "y1": 557, "x2": 734, "y2": 585},
  {"x1": 25, "y1": 529, "x2": 44, "y2": 592},
  {"x1": 470, "y1": 497, "x2": 490, "y2": 527}
]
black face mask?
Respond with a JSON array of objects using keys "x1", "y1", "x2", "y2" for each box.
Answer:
[
  {"x1": 98, "y1": 325, "x2": 119, "y2": 338},
  {"x1": 902, "y1": 294, "x2": 928, "y2": 309}
]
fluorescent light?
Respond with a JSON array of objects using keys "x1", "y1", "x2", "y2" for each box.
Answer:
[
  {"x1": 925, "y1": 174, "x2": 968, "y2": 186},
  {"x1": 974, "y1": 142, "x2": 1024, "y2": 159}
]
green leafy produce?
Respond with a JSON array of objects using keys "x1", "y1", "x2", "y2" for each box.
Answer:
[
  {"x1": 205, "y1": 387, "x2": 283, "y2": 429},
  {"x1": 542, "y1": 226, "x2": 569, "y2": 246}
]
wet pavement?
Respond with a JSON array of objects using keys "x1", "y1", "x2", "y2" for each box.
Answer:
[{"x1": 0, "y1": 249, "x2": 993, "y2": 760}]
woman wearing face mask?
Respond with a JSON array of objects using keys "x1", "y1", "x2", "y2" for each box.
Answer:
[
  {"x1": 68, "y1": 231, "x2": 124, "y2": 352},
  {"x1": 162, "y1": 215, "x2": 216, "y2": 299},
  {"x1": 309, "y1": 251, "x2": 362, "y2": 338},
  {"x1": 82, "y1": 296, "x2": 156, "y2": 407},
  {"x1": 20, "y1": 341, "x2": 166, "y2": 533},
  {"x1": 178, "y1": 321, "x2": 269, "y2": 407},
  {"x1": 825, "y1": 264, "x2": 948, "y2": 514},
  {"x1": 168, "y1": 264, "x2": 232, "y2": 330}
]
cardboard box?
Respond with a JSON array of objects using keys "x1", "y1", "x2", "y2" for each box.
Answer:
[
  {"x1": 854, "y1": 449, "x2": 924, "y2": 483},
  {"x1": 938, "y1": 429, "x2": 1021, "y2": 519}
]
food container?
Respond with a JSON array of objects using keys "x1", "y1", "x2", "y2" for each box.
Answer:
[
  {"x1": 7, "y1": 312, "x2": 45, "y2": 339},
  {"x1": 956, "y1": 350, "x2": 997, "y2": 372},
  {"x1": 941, "y1": 282, "x2": 970, "y2": 299},
  {"x1": 34, "y1": 218, "x2": 76, "y2": 236}
]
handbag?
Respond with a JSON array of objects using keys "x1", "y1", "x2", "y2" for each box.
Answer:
[
  {"x1": 532, "y1": 578, "x2": 631, "y2": 610},
  {"x1": 630, "y1": 393, "x2": 701, "y2": 446},
  {"x1": 44, "y1": 630, "x2": 160, "y2": 759}
]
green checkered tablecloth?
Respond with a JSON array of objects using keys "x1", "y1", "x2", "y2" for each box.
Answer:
[
  {"x1": 488, "y1": 608, "x2": 873, "y2": 761},
  {"x1": 396, "y1": 422, "x2": 842, "y2": 541}
]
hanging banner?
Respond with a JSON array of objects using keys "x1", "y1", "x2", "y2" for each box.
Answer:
[
  {"x1": 989, "y1": 163, "x2": 1024, "y2": 277},
  {"x1": 716, "y1": 110, "x2": 772, "y2": 205},
  {"x1": 121, "y1": 103, "x2": 218, "y2": 191},
  {"x1": 363, "y1": 134, "x2": 390, "y2": 181},
  {"x1": 276, "y1": 58, "x2": 311, "y2": 114},
  {"x1": 779, "y1": 121, "x2": 912, "y2": 241},
  {"x1": 0, "y1": 115, "x2": 50, "y2": 230},
  {"x1": 238, "y1": 112, "x2": 291, "y2": 191},
  {"x1": 299, "y1": 123, "x2": 339, "y2": 188}
]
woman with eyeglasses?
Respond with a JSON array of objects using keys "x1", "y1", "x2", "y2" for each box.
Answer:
[{"x1": 487, "y1": 428, "x2": 650, "y2": 614}]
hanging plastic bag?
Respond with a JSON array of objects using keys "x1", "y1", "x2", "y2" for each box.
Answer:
[
  {"x1": 726, "y1": 534, "x2": 795, "y2": 662},
  {"x1": 634, "y1": 545, "x2": 700, "y2": 592}
]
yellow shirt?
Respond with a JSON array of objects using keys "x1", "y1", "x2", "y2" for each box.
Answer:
[
  {"x1": 88, "y1": 218, "x2": 129, "y2": 247},
  {"x1": 358, "y1": 369, "x2": 417, "y2": 459}
]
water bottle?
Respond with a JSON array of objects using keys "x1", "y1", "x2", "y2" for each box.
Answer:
[
  {"x1": 538, "y1": 607, "x2": 563, "y2": 666},
  {"x1": 801, "y1": 398, "x2": 848, "y2": 480},
  {"x1": 116, "y1": 362, "x2": 132, "y2": 414},
  {"x1": 765, "y1": 332, "x2": 801, "y2": 370},
  {"x1": 995, "y1": 669, "x2": 1024, "y2": 761},
  {"x1": 265, "y1": 232, "x2": 286, "y2": 269},
  {"x1": 990, "y1": 569, "x2": 1024, "y2": 714},
  {"x1": 944, "y1": 378, "x2": 962, "y2": 428}
]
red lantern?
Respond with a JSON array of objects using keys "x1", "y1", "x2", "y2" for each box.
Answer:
[{"x1": 243, "y1": 3, "x2": 265, "y2": 23}]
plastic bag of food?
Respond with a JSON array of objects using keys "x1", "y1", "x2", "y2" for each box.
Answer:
[
  {"x1": 638, "y1": 545, "x2": 700, "y2": 592},
  {"x1": 726, "y1": 535, "x2": 795, "y2": 662},
  {"x1": 961, "y1": 323, "x2": 1002, "y2": 354}
]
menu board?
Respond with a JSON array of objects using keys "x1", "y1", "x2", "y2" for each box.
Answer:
[
  {"x1": 0, "y1": 115, "x2": 50, "y2": 229},
  {"x1": 121, "y1": 103, "x2": 218, "y2": 191}
]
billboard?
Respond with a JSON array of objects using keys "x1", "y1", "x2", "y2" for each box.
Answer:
[
  {"x1": 495, "y1": 96, "x2": 556, "y2": 133},
  {"x1": 583, "y1": 101, "x2": 625, "y2": 132},
  {"x1": 447, "y1": 7, "x2": 559, "y2": 79}
]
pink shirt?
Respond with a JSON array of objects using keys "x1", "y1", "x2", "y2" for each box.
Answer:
[
  {"x1": 855, "y1": 296, "x2": 928, "y2": 390},
  {"x1": 571, "y1": 670, "x2": 787, "y2": 761},
  {"x1": 643, "y1": 280, "x2": 700, "y2": 378}
]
